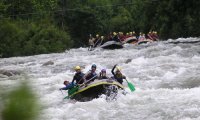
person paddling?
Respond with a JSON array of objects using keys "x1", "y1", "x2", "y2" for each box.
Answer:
[
  {"x1": 83, "y1": 64, "x2": 98, "y2": 83},
  {"x1": 98, "y1": 69, "x2": 109, "y2": 79},
  {"x1": 72, "y1": 66, "x2": 85, "y2": 85},
  {"x1": 88, "y1": 34, "x2": 95, "y2": 51},
  {"x1": 111, "y1": 64, "x2": 126, "y2": 84},
  {"x1": 59, "y1": 80, "x2": 75, "y2": 90}
]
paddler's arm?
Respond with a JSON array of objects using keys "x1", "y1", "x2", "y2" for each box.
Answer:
[
  {"x1": 82, "y1": 71, "x2": 90, "y2": 82},
  {"x1": 111, "y1": 64, "x2": 117, "y2": 76},
  {"x1": 60, "y1": 82, "x2": 75, "y2": 90}
]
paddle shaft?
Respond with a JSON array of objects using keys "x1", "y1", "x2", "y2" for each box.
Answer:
[
  {"x1": 60, "y1": 89, "x2": 64, "y2": 96},
  {"x1": 80, "y1": 75, "x2": 98, "y2": 86}
]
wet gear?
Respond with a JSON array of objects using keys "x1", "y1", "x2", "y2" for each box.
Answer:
[
  {"x1": 84, "y1": 70, "x2": 98, "y2": 82},
  {"x1": 60, "y1": 82, "x2": 75, "y2": 90},
  {"x1": 91, "y1": 64, "x2": 97, "y2": 68},
  {"x1": 99, "y1": 72, "x2": 109, "y2": 79},
  {"x1": 72, "y1": 72, "x2": 85, "y2": 84},
  {"x1": 111, "y1": 65, "x2": 126, "y2": 84},
  {"x1": 74, "y1": 66, "x2": 81, "y2": 70}
]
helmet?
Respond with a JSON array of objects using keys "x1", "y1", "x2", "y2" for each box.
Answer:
[
  {"x1": 129, "y1": 32, "x2": 133, "y2": 34},
  {"x1": 101, "y1": 36, "x2": 104, "y2": 39},
  {"x1": 91, "y1": 64, "x2": 96, "y2": 68},
  {"x1": 116, "y1": 66, "x2": 122, "y2": 71},
  {"x1": 133, "y1": 31, "x2": 135, "y2": 34},
  {"x1": 126, "y1": 33, "x2": 129, "y2": 35},
  {"x1": 155, "y1": 31, "x2": 157, "y2": 34},
  {"x1": 101, "y1": 69, "x2": 106, "y2": 73},
  {"x1": 74, "y1": 66, "x2": 81, "y2": 70},
  {"x1": 113, "y1": 32, "x2": 117, "y2": 35},
  {"x1": 96, "y1": 34, "x2": 99, "y2": 37}
]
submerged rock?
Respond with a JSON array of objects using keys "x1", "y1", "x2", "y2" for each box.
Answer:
[
  {"x1": 125, "y1": 59, "x2": 132, "y2": 64},
  {"x1": 0, "y1": 70, "x2": 21, "y2": 76},
  {"x1": 42, "y1": 61, "x2": 54, "y2": 66}
]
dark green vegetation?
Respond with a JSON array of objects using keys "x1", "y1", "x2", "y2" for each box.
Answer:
[
  {"x1": 0, "y1": 0, "x2": 200, "y2": 57},
  {"x1": 1, "y1": 82, "x2": 39, "y2": 120}
]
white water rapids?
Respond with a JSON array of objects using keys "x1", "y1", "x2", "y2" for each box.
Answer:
[{"x1": 1, "y1": 38, "x2": 200, "y2": 120}]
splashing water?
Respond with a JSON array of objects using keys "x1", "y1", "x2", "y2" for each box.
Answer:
[{"x1": 1, "y1": 38, "x2": 200, "y2": 120}]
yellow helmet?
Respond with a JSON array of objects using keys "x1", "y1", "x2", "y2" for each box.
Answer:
[
  {"x1": 113, "y1": 32, "x2": 117, "y2": 35},
  {"x1": 74, "y1": 66, "x2": 81, "y2": 70},
  {"x1": 116, "y1": 66, "x2": 122, "y2": 71}
]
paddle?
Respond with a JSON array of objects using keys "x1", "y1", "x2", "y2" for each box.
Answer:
[
  {"x1": 63, "y1": 86, "x2": 79, "y2": 99},
  {"x1": 125, "y1": 79, "x2": 135, "y2": 92},
  {"x1": 60, "y1": 89, "x2": 64, "y2": 96},
  {"x1": 63, "y1": 75, "x2": 98, "y2": 99}
]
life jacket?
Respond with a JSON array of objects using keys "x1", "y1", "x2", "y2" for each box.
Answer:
[
  {"x1": 99, "y1": 72, "x2": 109, "y2": 79},
  {"x1": 114, "y1": 73, "x2": 125, "y2": 84},
  {"x1": 85, "y1": 70, "x2": 97, "y2": 82},
  {"x1": 138, "y1": 35, "x2": 145, "y2": 41},
  {"x1": 147, "y1": 34, "x2": 153, "y2": 40},
  {"x1": 89, "y1": 38, "x2": 94, "y2": 45},
  {"x1": 73, "y1": 72, "x2": 85, "y2": 84},
  {"x1": 113, "y1": 35, "x2": 120, "y2": 42}
]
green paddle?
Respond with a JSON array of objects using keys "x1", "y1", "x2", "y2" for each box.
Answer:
[
  {"x1": 63, "y1": 75, "x2": 97, "y2": 99},
  {"x1": 125, "y1": 79, "x2": 135, "y2": 92},
  {"x1": 64, "y1": 86, "x2": 79, "y2": 99}
]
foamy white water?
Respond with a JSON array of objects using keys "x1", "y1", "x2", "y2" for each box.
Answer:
[{"x1": 1, "y1": 38, "x2": 200, "y2": 120}]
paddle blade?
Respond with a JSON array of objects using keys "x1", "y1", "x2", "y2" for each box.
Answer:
[
  {"x1": 127, "y1": 82, "x2": 135, "y2": 92},
  {"x1": 64, "y1": 96, "x2": 70, "y2": 99},
  {"x1": 63, "y1": 86, "x2": 79, "y2": 99}
]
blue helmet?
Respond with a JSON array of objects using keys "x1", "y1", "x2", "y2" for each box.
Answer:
[{"x1": 91, "y1": 64, "x2": 96, "y2": 68}]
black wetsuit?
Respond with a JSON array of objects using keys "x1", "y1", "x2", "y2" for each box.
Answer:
[
  {"x1": 113, "y1": 35, "x2": 121, "y2": 42},
  {"x1": 72, "y1": 72, "x2": 85, "y2": 84},
  {"x1": 85, "y1": 70, "x2": 97, "y2": 82},
  {"x1": 111, "y1": 65, "x2": 126, "y2": 84}
]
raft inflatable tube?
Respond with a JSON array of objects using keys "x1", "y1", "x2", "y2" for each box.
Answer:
[
  {"x1": 67, "y1": 79, "x2": 124, "y2": 101},
  {"x1": 137, "y1": 39, "x2": 153, "y2": 45},
  {"x1": 123, "y1": 36, "x2": 137, "y2": 43},
  {"x1": 100, "y1": 41, "x2": 123, "y2": 49}
]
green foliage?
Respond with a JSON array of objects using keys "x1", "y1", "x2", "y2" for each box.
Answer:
[
  {"x1": 2, "y1": 83, "x2": 39, "y2": 120},
  {"x1": 0, "y1": 19, "x2": 73, "y2": 57},
  {"x1": 0, "y1": 20, "x2": 24, "y2": 57},
  {"x1": 110, "y1": 7, "x2": 133, "y2": 32},
  {"x1": 0, "y1": 0, "x2": 200, "y2": 57}
]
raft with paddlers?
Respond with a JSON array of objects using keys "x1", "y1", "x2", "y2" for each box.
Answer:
[
  {"x1": 137, "y1": 39, "x2": 153, "y2": 45},
  {"x1": 123, "y1": 36, "x2": 138, "y2": 44},
  {"x1": 64, "y1": 79, "x2": 124, "y2": 102},
  {"x1": 100, "y1": 41, "x2": 123, "y2": 49}
]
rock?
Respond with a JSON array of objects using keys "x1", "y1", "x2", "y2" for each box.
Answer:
[
  {"x1": 0, "y1": 70, "x2": 21, "y2": 76},
  {"x1": 125, "y1": 59, "x2": 132, "y2": 64},
  {"x1": 42, "y1": 61, "x2": 54, "y2": 66}
]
